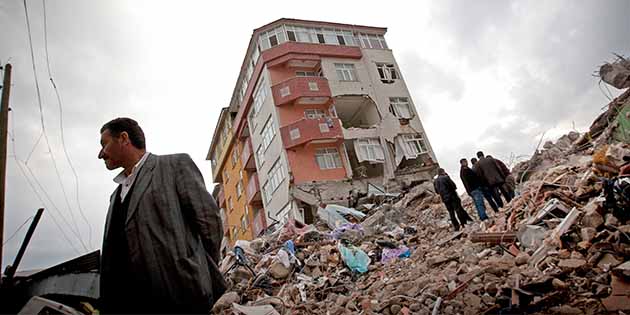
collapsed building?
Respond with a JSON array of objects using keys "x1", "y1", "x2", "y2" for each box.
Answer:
[
  {"x1": 212, "y1": 58, "x2": 630, "y2": 315},
  {"x1": 207, "y1": 18, "x2": 438, "y2": 250}
]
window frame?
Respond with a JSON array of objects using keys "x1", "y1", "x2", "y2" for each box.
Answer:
[
  {"x1": 357, "y1": 138, "x2": 385, "y2": 161},
  {"x1": 315, "y1": 147, "x2": 343, "y2": 170},
  {"x1": 389, "y1": 97, "x2": 414, "y2": 119},
  {"x1": 334, "y1": 63, "x2": 358, "y2": 82},
  {"x1": 403, "y1": 134, "x2": 428, "y2": 156}
]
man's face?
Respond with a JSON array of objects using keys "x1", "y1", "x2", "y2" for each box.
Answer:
[
  {"x1": 460, "y1": 160, "x2": 468, "y2": 167},
  {"x1": 98, "y1": 130, "x2": 125, "y2": 170}
]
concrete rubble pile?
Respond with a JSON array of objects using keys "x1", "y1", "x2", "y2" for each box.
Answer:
[{"x1": 213, "y1": 81, "x2": 630, "y2": 315}]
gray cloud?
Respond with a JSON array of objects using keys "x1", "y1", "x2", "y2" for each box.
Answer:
[{"x1": 1, "y1": 0, "x2": 629, "y2": 271}]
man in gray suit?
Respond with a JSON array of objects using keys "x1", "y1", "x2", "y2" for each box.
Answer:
[{"x1": 98, "y1": 118, "x2": 227, "y2": 314}]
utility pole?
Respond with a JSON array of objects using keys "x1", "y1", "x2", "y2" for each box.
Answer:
[{"x1": 0, "y1": 63, "x2": 12, "y2": 276}]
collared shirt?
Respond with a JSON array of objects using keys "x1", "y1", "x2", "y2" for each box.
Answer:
[{"x1": 113, "y1": 152, "x2": 150, "y2": 200}]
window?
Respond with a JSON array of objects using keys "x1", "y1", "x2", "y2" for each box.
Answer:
[
  {"x1": 259, "y1": 26, "x2": 286, "y2": 49},
  {"x1": 289, "y1": 128, "x2": 301, "y2": 140},
  {"x1": 357, "y1": 138, "x2": 385, "y2": 161},
  {"x1": 335, "y1": 63, "x2": 357, "y2": 81},
  {"x1": 260, "y1": 115, "x2": 277, "y2": 152},
  {"x1": 263, "y1": 158, "x2": 287, "y2": 203},
  {"x1": 241, "y1": 215, "x2": 248, "y2": 232},
  {"x1": 256, "y1": 144, "x2": 265, "y2": 168},
  {"x1": 358, "y1": 33, "x2": 388, "y2": 49},
  {"x1": 308, "y1": 82, "x2": 319, "y2": 91},
  {"x1": 315, "y1": 148, "x2": 343, "y2": 169},
  {"x1": 377, "y1": 63, "x2": 398, "y2": 83},
  {"x1": 319, "y1": 123, "x2": 330, "y2": 133},
  {"x1": 236, "y1": 170, "x2": 244, "y2": 198},
  {"x1": 227, "y1": 197, "x2": 233, "y2": 212},
  {"x1": 236, "y1": 181, "x2": 243, "y2": 198},
  {"x1": 304, "y1": 109, "x2": 326, "y2": 119},
  {"x1": 231, "y1": 147, "x2": 239, "y2": 167},
  {"x1": 279, "y1": 86, "x2": 291, "y2": 97},
  {"x1": 223, "y1": 169, "x2": 229, "y2": 183},
  {"x1": 389, "y1": 97, "x2": 413, "y2": 119},
  {"x1": 296, "y1": 71, "x2": 320, "y2": 77},
  {"x1": 251, "y1": 78, "x2": 268, "y2": 121},
  {"x1": 403, "y1": 134, "x2": 428, "y2": 156}
]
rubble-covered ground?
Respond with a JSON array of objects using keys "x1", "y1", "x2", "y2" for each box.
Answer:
[{"x1": 213, "y1": 65, "x2": 630, "y2": 315}]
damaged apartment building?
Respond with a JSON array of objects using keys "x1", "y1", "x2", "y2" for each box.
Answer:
[{"x1": 207, "y1": 18, "x2": 438, "y2": 246}]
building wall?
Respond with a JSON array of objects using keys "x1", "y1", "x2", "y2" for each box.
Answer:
[
  {"x1": 247, "y1": 69, "x2": 292, "y2": 222},
  {"x1": 210, "y1": 114, "x2": 234, "y2": 183},
  {"x1": 286, "y1": 141, "x2": 348, "y2": 184},
  {"x1": 221, "y1": 138, "x2": 254, "y2": 246}
]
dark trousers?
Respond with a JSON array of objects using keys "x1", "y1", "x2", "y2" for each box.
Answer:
[
  {"x1": 443, "y1": 197, "x2": 473, "y2": 231},
  {"x1": 493, "y1": 183, "x2": 513, "y2": 203},
  {"x1": 481, "y1": 186, "x2": 501, "y2": 210}
]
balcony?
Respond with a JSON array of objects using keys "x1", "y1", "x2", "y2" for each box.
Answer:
[
  {"x1": 241, "y1": 137, "x2": 256, "y2": 170},
  {"x1": 247, "y1": 173, "x2": 262, "y2": 205},
  {"x1": 271, "y1": 77, "x2": 331, "y2": 106},
  {"x1": 218, "y1": 187, "x2": 226, "y2": 208},
  {"x1": 280, "y1": 117, "x2": 343, "y2": 149}
]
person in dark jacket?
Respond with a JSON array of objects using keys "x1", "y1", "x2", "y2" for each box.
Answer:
[
  {"x1": 98, "y1": 118, "x2": 227, "y2": 314},
  {"x1": 475, "y1": 151, "x2": 513, "y2": 204},
  {"x1": 488, "y1": 155, "x2": 516, "y2": 200},
  {"x1": 471, "y1": 157, "x2": 502, "y2": 211},
  {"x1": 460, "y1": 159, "x2": 489, "y2": 221},
  {"x1": 433, "y1": 168, "x2": 473, "y2": 231}
]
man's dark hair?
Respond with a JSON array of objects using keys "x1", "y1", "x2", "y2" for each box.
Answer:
[
  {"x1": 471, "y1": 158, "x2": 478, "y2": 164},
  {"x1": 460, "y1": 158, "x2": 467, "y2": 164},
  {"x1": 476, "y1": 151, "x2": 485, "y2": 158},
  {"x1": 437, "y1": 168, "x2": 446, "y2": 175},
  {"x1": 101, "y1": 117, "x2": 146, "y2": 149}
]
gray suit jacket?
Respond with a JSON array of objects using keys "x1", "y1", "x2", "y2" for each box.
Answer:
[{"x1": 101, "y1": 153, "x2": 226, "y2": 309}]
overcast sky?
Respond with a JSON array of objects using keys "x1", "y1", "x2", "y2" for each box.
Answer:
[{"x1": 1, "y1": 1, "x2": 628, "y2": 271}]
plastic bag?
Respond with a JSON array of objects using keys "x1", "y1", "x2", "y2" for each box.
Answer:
[{"x1": 338, "y1": 243, "x2": 370, "y2": 273}]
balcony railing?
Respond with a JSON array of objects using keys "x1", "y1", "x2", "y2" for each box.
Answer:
[
  {"x1": 241, "y1": 137, "x2": 256, "y2": 170},
  {"x1": 246, "y1": 173, "x2": 262, "y2": 205},
  {"x1": 271, "y1": 77, "x2": 331, "y2": 106},
  {"x1": 280, "y1": 117, "x2": 343, "y2": 149}
]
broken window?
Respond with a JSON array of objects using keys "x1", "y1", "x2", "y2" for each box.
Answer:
[
  {"x1": 389, "y1": 97, "x2": 413, "y2": 119},
  {"x1": 315, "y1": 148, "x2": 343, "y2": 169},
  {"x1": 304, "y1": 109, "x2": 326, "y2": 119},
  {"x1": 355, "y1": 138, "x2": 385, "y2": 163},
  {"x1": 403, "y1": 134, "x2": 428, "y2": 156},
  {"x1": 376, "y1": 63, "x2": 398, "y2": 83},
  {"x1": 335, "y1": 63, "x2": 357, "y2": 81}
]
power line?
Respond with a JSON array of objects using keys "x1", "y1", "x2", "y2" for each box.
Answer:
[
  {"x1": 42, "y1": 0, "x2": 93, "y2": 247},
  {"x1": 9, "y1": 111, "x2": 82, "y2": 255},
  {"x1": 22, "y1": 0, "x2": 86, "y2": 251},
  {"x1": 3, "y1": 216, "x2": 33, "y2": 246}
]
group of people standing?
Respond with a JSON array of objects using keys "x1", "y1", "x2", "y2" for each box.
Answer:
[{"x1": 433, "y1": 151, "x2": 515, "y2": 231}]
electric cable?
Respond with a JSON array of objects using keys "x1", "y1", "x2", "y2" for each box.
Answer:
[
  {"x1": 22, "y1": 0, "x2": 87, "y2": 251},
  {"x1": 42, "y1": 0, "x2": 93, "y2": 248}
]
